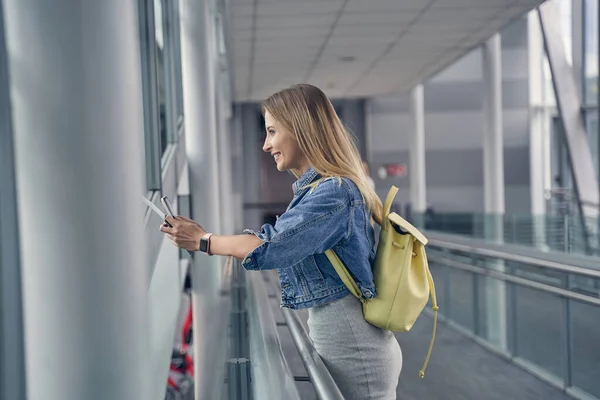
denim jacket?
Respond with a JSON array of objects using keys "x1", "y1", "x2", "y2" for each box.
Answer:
[{"x1": 242, "y1": 168, "x2": 377, "y2": 309}]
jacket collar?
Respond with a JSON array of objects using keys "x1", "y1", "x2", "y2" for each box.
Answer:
[{"x1": 292, "y1": 167, "x2": 320, "y2": 195}]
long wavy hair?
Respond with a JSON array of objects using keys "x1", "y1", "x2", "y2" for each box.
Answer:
[{"x1": 261, "y1": 84, "x2": 383, "y2": 225}]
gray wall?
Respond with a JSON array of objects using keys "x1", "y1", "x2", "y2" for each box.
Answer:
[{"x1": 367, "y1": 16, "x2": 531, "y2": 214}]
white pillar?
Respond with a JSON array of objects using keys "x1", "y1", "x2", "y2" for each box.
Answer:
[
  {"x1": 4, "y1": 1, "x2": 150, "y2": 399},
  {"x1": 410, "y1": 84, "x2": 426, "y2": 227},
  {"x1": 180, "y1": 0, "x2": 227, "y2": 398},
  {"x1": 528, "y1": 11, "x2": 549, "y2": 248},
  {"x1": 217, "y1": 88, "x2": 235, "y2": 235},
  {"x1": 483, "y1": 34, "x2": 505, "y2": 219},
  {"x1": 482, "y1": 33, "x2": 507, "y2": 350}
]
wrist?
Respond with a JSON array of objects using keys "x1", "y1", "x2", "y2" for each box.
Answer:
[{"x1": 199, "y1": 233, "x2": 213, "y2": 255}]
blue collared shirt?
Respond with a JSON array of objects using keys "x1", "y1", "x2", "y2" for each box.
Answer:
[{"x1": 242, "y1": 168, "x2": 377, "y2": 309}]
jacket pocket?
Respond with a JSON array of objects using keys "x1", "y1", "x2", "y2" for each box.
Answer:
[
  {"x1": 295, "y1": 256, "x2": 326, "y2": 296},
  {"x1": 277, "y1": 269, "x2": 294, "y2": 299}
]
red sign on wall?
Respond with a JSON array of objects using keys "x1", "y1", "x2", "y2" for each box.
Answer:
[
  {"x1": 385, "y1": 163, "x2": 407, "y2": 177},
  {"x1": 377, "y1": 163, "x2": 407, "y2": 180}
]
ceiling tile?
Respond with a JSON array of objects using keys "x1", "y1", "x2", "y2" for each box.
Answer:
[
  {"x1": 254, "y1": 26, "x2": 330, "y2": 40},
  {"x1": 252, "y1": 36, "x2": 325, "y2": 45},
  {"x1": 254, "y1": 43, "x2": 322, "y2": 52},
  {"x1": 332, "y1": 24, "x2": 404, "y2": 38},
  {"x1": 327, "y1": 34, "x2": 397, "y2": 45},
  {"x1": 231, "y1": 3, "x2": 256, "y2": 17},
  {"x1": 230, "y1": 16, "x2": 254, "y2": 30},
  {"x1": 431, "y1": 0, "x2": 514, "y2": 8},
  {"x1": 320, "y1": 43, "x2": 389, "y2": 61},
  {"x1": 259, "y1": 0, "x2": 328, "y2": 3},
  {"x1": 337, "y1": 10, "x2": 418, "y2": 25},
  {"x1": 255, "y1": 14, "x2": 336, "y2": 29},
  {"x1": 256, "y1": 1, "x2": 344, "y2": 17},
  {"x1": 419, "y1": 7, "x2": 505, "y2": 21},
  {"x1": 344, "y1": 0, "x2": 427, "y2": 13},
  {"x1": 230, "y1": 0, "x2": 546, "y2": 101}
]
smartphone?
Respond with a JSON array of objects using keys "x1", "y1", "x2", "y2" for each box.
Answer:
[
  {"x1": 161, "y1": 196, "x2": 194, "y2": 257},
  {"x1": 161, "y1": 196, "x2": 177, "y2": 218}
]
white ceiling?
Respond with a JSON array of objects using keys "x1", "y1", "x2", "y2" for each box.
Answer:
[{"x1": 229, "y1": 0, "x2": 545, "y2": 102}]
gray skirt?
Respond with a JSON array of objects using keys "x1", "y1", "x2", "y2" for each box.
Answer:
[{"x1": 307, "y1": 294, "x2": 402, "y2": 400}]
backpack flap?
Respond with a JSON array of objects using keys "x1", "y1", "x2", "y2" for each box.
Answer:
[{"x1": 387, "y1": 212, "x2": 428, "y2": 245}]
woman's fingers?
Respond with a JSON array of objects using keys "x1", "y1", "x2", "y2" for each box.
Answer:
[
  {"x1": 160, "y1": 223, "x2": 173, "y2": 233},
  {"x1": 165, "y1": 216, "x2": 178, "y2": 226},
  {"x1": 159, "y1": 215, "x2": 202, "y2": 251}
]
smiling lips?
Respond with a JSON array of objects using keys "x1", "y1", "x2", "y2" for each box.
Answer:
[{"x1": 272, "y1": 152, "x2": 281, "y2": 162}]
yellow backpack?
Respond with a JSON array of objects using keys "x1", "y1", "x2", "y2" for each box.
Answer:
[{"x1": 325, "y1": 186, "x2": 439, "y2": 378}]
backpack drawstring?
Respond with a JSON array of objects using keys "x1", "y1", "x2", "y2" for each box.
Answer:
[{"x1": 419, "y1": 267, "x2": 439, "y2": 378}]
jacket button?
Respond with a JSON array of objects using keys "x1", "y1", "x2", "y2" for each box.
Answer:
[{"x1": 364, "y1": 289, "x2": 373, "y2": 298}]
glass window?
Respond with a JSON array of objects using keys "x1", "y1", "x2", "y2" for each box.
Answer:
[
  {"x1": 154, "y1": 0, "x2": 167, "y2": 155},
  {"x1": 139, "y1": 0, "x2": 185, "y2": 189},
  {"x1": 172, "y1": 0, "x2": 184, "y2": 125},
  {"x1": 139, "y1": 0, "x2": 162, "y2": 190}
]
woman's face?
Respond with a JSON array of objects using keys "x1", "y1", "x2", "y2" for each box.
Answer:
[{"x1": 263, "y1": 111, "x2": 310, "y2": 174}]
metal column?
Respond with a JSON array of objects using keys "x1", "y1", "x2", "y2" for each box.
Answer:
[
  {"x1": 4, "y1": 1, "x2": 150, "y2": 399},
  {"x1": 410, "y1": 84, "x2": 426, "y2": 228},
  {"x1": 482, "y1": 34, "x2": 508, "y2": 350},
  {"x1": 0, "y1": 2, "x2": 26, "y2": 398},
  {"x1": 180, "y1": 0, "x2": 228, "y2": 398}
]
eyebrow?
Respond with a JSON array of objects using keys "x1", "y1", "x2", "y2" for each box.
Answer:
[{"x1": 266, "y1": 125, "x2": 275, "y2": 130}]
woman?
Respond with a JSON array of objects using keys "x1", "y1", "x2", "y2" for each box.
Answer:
[{"x1": 161, "y1": 84, "x2": 402, "y2": 399}]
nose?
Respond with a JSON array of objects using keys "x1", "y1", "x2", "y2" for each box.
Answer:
[{"x1": 263, "y1": 135, "x2": 272, "y2": 153}]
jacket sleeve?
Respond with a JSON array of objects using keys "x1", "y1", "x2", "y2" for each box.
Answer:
[{"x1": 241, "y1": 179, "x2": 351, "y2": 271}]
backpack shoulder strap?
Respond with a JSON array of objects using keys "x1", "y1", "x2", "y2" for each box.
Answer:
[
  {"x1": 325, "y1": 250, "x2": 364, "y2": 302},
  {"x1": 382, "y1": 186, "x2": 398, "y2": 218}
]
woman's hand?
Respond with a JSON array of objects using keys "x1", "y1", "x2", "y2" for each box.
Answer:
[{"x1": 159, "y1": 216, "x2": 206, "y2": 251}]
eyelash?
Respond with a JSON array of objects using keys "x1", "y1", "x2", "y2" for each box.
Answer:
[{"x1": 268, "y1": 129, "x2": 275, "y2": 136}]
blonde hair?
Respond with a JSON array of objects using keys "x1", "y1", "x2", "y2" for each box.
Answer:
[{"x1": 261, "y1": 84, "x2": 384, "y2": 225}]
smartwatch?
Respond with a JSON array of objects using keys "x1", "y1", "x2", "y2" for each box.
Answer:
[{"x1": 199, "y1": 233, "x2": 213, "y2": 255}]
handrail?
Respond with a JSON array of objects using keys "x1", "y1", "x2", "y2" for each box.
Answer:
[
  {"x1": 281, "y1": 306, "x2": 345, "y2": 400},
  {"x1": 429, "y1": 255, "x2": 600, "y2": 306},
  {"x1": 246, "y1": 272, "x2": 301, "y2": 400},
  {"x1": 425, "y1": 231, "x2": 600, "y2": 278}
]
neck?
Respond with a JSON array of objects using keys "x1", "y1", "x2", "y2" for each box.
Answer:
[{"x1": 297, "y1": 162, "x2": 311, "y2": 176}]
